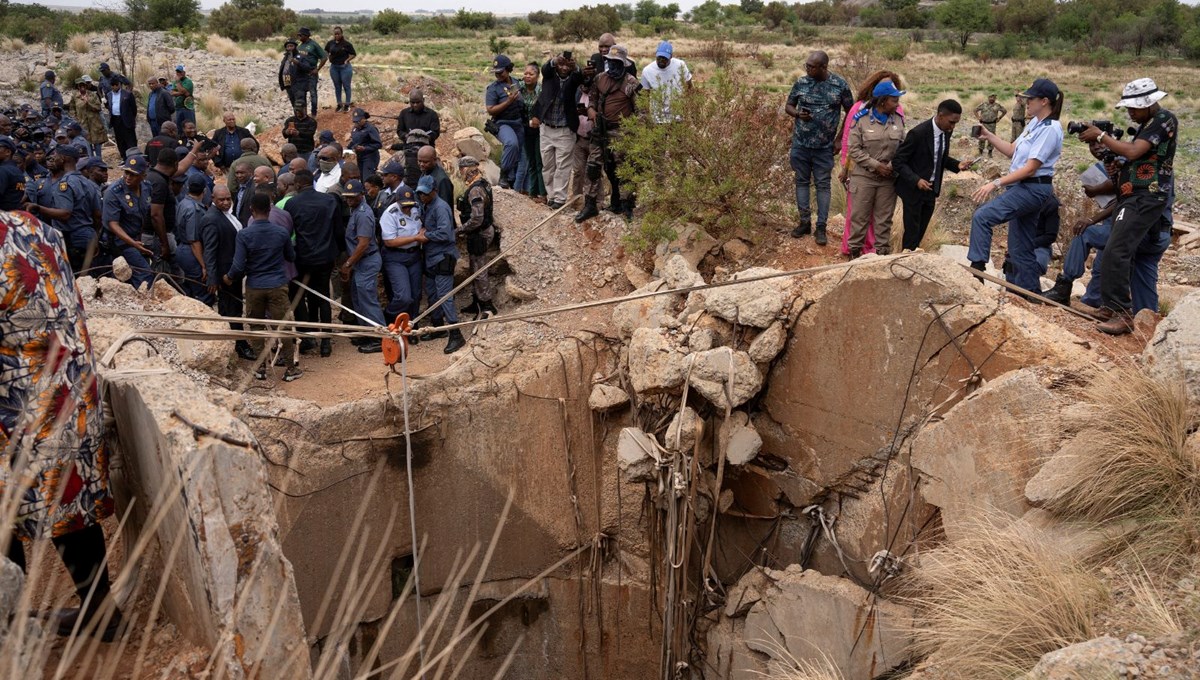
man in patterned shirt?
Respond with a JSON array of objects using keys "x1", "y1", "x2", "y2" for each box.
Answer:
[
  {"x1": 785, "y1": 51, "x2": 853, "y2": 243},
  {"x1": 1078, "y1": 77, "x2": 1177, "y2": 335}
]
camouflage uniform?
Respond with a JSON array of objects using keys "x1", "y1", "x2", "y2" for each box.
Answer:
[
  {"x1": 457, "y1": 175, "x2": 495, "y2": 303},
  {"x1": 1011, "y1": 99, "x2": 1026, "y2": 141},
  {"x1": 974, "y1": 100, "x2": 1007, "y2": 154}
]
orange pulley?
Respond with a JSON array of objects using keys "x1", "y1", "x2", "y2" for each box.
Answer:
[{"x1": 382, "y1": 313, "x2": 412, "y2": 366}]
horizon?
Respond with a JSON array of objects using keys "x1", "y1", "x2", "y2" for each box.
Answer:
[{"x1": 12, "y1": 0, "x2": 722, "y2": 14}]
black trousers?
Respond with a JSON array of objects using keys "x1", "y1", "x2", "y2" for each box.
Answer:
[
  {"x1": 293, "y1": 263, "x2": 333, "y2": 326},
  {"x1": 217, "y1": 279, "x2": 244, "y2": 332},
  {"x1": 6, "y1": 523, "x2": 111, "y2": 610},
  {"x1": 900, "y1": 192, "x2": 937, "y2": 251},
  {"x1": 1100, "y1": 192, "x2": 1167, "y2": 312},
  {"x1": 112, "y1": 119, "x2": 137, "y2": 159}
]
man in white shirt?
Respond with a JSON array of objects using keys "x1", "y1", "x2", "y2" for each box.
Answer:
[
  {"x1": 314, "y1": 145, "x2": 343, "y2": 194},
  {"x1": 640, "y1": 41, "x2": 692, "y2": 124}
]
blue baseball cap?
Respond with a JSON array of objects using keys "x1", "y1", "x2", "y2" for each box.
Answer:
[
  {"x1": 318, "y1": 129, "x2": 334, "y2": 143},
  {"x1": 491, "y1": 54, "x2": 513, "y2": 73},
  {"x1": 872, "y1": 81, "x2": 905, "y2": 98},
  {"x1": 175, "y1": 64, "x2": 185, "y2": 72},
  {"x1": 1019, "y1": 78, "x2": 1060, "y2": 101},
  {"x1": 397, "y1": 187, "x2": 417, "y2": 206},
  {"x1": 415, "y1": 175, "x2": 435, "y2": 195},
  {"x1": 53, "y1": 144, "x2": 80, "y2": 159},
  {"x1": 655, "y1": 41, "x2": 673, "y2": 59},
  {"x1": 122, "y1": 155, "x2": 147, "y2": 174},
  {"x1": 381, "y1": 159, "x2": 405, "y2": 175},
  {"x1": 79, "y1": 157, "x2": 108, "y2": 171},
  {"x1": 341, "y1": 179, "x2": 364, "y2": 196}
]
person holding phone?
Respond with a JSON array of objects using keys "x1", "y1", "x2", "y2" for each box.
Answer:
[
  {"x1": 967, "y1": 79, "x2": 1063, "y2": 293},
  {"x1": 485, "y1": 54, "x2": 526, "y2": 190},
  {"x1": 893, "y1": 99, "x2": 974, "y2": 252}
]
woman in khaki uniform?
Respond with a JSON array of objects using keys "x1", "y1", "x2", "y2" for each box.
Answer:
[
  {"x1": 847, "y1": 81, "x2": 906, "y2": 257},
  {"x1": 67, "y1": 76, "x2": 106, "y2": 160}
]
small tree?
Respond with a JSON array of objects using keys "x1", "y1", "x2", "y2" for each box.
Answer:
[
  {"x1": 371, "y1": 9, "x2": 410, "y2": 35},
  {"x1": 125, "y1": 0, "x2": 200, "y2": 30},
  {"x1": 935, "y1": 0, "x2": 992, "y2": 51},
  {"x1": 552, "y1": 5, "x2": 622, "y2": 41}
]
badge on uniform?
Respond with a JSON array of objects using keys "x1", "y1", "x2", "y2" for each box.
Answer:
[{"x1": 59, "y1": 182, "x2": 67, "y2": 191}]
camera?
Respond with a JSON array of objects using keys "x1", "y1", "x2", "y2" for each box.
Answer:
[
  {"x1": 563, "y1": 50, "x2": 572, "y2": 60},
  {"x1": 1067, "y1": 120, "x2": 1123, "y2": 139}
]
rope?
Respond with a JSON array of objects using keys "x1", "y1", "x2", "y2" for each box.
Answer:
[
  {"x1": 397, "y1": 338, "x2": 426, "y2": 674},
  {"x1": 293, "y1": 278, "x2": 381, "y2": 329}
]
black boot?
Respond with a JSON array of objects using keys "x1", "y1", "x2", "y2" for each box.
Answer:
[
  {"x1": 299, "y1": 338, "x2": 317, "y2": 354},
  {"x1": 621, "y1": 197, "x2": 634, "y2": 221},
  {"x1": 319, "y1": 338, "x2": 332, "y2": 358},
  {"x1": 461, "y1": 294, "x2": 480, "y2": 317},
  {"x1": 1042, "y1": 276, "x2": 1073, "y2": 305},
  {"x1": 790, "y1": 221, "x2": 812, "y2": 238},
  {"x1": 849, "y1": 247, "x2": 862, "y2": 259},
  {"x1": 607, "y1": 195, "x2": 622, "y2": 213},
  {"x1": 235, "y1": 340, "x2": 257, "y2": 361},
  {"x1": 574, "y1": 197, "x2": 599, "y2": 223},
  {"x1": 478, "y1": 300, "x2": 498, "y2": 319},
  {"x1": 969, "y1": 260, "x2": 987, "y2": 272},
  {"x1": 444, "y1": 329, "x2": 466, "y2": 354},
  {"x1": 814, "y1": 224, "x2": 828, "y2": 246}
]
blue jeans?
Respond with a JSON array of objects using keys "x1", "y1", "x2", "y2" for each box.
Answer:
[
  {"x1": 382, "y1": 249, "x2": 422, "y2": 320},
  {"x1": 351, "y1": 251, "x2": 385, "y2": 326},
  {"x1": 330, "y1": 64, "x2": 352, "y2": 106},
  {"x1": 789, "y1": 144, "x2": 834, "y2": 227},
  {"x1": 968, "y1": 182, "x2": 1054, "y2": 292},
  {"x1": 149, "y1": 119, "x2": 162, "y2": 137},
  {"x1": 174, "y1": 108, "x2": 195, "y2": 128},
  {"x1": 1063, "y1": 219, "x2": 1112, "y2": 282},
  {"x1": 428, "y1": 272, "x2": 459, "y2": 325},
  {"x1": 496, "y1": 122, "x2": 524, "y2": 188}
]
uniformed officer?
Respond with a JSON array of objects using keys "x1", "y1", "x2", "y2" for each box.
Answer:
[
  {"x1": 39, "y1": 70, "x2": 63, "y2": 118},
  {"x1": 455, "y1": 156, "x2": 498, "y2": 319},
  {"x1": 1011, "y1": 94, "x2": 1026, "y2": 142},
  {"x1": 379, "y1": 186, "x2": 425, "y2": 328},
  {"x1": 349, "y1": 108, "x2": 382, "y2": 180},
  {"x1": 846, "y1": 81, "x2": 906, "y2": 257},
  {"x1": 23, "y1": 145, "x2": 100, "y2": 272},
  {"x1": 0, "y1": 137, "x2": 28, "y2": 210},
  {"x1": 974, "y1": 94, "x2": 1007, "y2": 156},
  {"x1": 101, "y1": 156, "x2": 154, "y2": 289},
  {"x1": 339, "y1": 179, "x2": 386, "y2": 353},
  {"x1": 78, "y1": 157, "x2": 110, "y2": 193},
  {"x1": 415, "y1": 175, "x2": 464, "y2": 354},
  {"x1": 175, "y1": 176, "x2": 212, "y2": 304}
]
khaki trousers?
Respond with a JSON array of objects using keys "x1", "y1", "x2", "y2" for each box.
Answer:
[{"x1": 848, "y1": 174, "x2": 897, "y2": 253}]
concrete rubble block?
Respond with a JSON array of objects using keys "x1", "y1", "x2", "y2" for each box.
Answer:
[
  {"x1": 747, "y1": 321, "x2": 787, "y2": 364},
  {"x1": 661, "y1": 253, "x2": 706, "y2": 290},
  {"x1": 1025, "y1": 436, "x2": 1091, "y2": 508},
  {"x1": 687, "y1": 328, "x2": 716, "y2": 353},
  {"x1": 588, "y1": 383, "x2": 629, "y2": 412},
  {"x1": 0, "y1": 556, "x2": 23, "y2": 634},
  {"x1": 151, "y1": 278, "x2": 177, "y2": 301},
  {"x1": 623, "y1": 260, "x2": 653, "y2": 289},
  {"x1": 112, "y1": 255, "x2": 132, "y2": 282},
  {"x1": 740, "y1": 565, "x2": 914, "y2": 680},
  {"x1": 75, "y1": 275, "x2": 98, "y2": 301},
  {"x1": 703, "y1": 267, "x2": 794, "y2": 328},
  {"x1": 481, "y1": 159, "x2": 501, "y2": 186},
  {"x1": 1023, "y1": 636, "x2": 1142, "y2": 680},
  {"x1": 723, "y1": 568, "x2": 774, "y2": 618},
  {"x1": 162, "y1": 294, "x2": 234, "y2": 375},
  {"x1": 656, "y1": 223, "x2": 719, "y2": 272},
  {"x1": 690, "y1": 348, "x2": 763, "y2": 411},
  {"x1": 618, "y1": 427, "x2": 661, "y2": 483},
  {"x1": 910, "y1": 369, "x2": 1063, "y2": 542},
  {"x1": 665, "y1": 406, "x2": 703, "y2": 452},
  {"x1": 504, "y1": 276, "x2": 537, "y2": 302},
  {"x1": 627, "y1": 327, "x2": 688, "y2": 394},
  {"x1": 722, "y1": 238, "x2": 751, "y2": 263},
  {"x1": 720, "y1": 411, "x2": 762, "y2": 465},
  {"x1": 612, "y1": 281, "x2": 682, "y2": 338},
  {"x1": 1015, "y1": 508, "x2": 1138, "y2": 563},
  {"x1": 1143, "y1": 289, "x2": 1200, "y2": 404},
  {"x1": 452, "y1": 126, "x2": 490, "y2": 160}
]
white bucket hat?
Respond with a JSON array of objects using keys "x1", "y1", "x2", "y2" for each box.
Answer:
[{"x1": 1115, "y1": 78, "x2": 1168, "y2": 109}]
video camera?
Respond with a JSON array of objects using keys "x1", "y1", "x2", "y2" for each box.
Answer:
[{"x1": 1066, "y1": 120, "x2": 1124, "y2": 139}]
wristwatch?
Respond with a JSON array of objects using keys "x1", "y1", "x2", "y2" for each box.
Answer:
[{"x1": 992, "y1": 179, "x2": 1002, "y2": 189}]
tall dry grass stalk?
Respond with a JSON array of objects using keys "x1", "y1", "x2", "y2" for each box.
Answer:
[
  {"x1": 902, "y1": 519, "x2": 1106, "y2": 680},
  {"x1": 206, "y1": 34, "x2": 244, "y2": 58},
  {"x1": 68, "y1": 34, "x2": 90, "y2": 54},
  {"x1": 1042, "y1": 369, "x2": 1199, "y2": 560},
  {"x1": 197, "y1": 93, "x2": 223, "y2": 120}
]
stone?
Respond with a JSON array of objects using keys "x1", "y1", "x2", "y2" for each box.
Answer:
[
  {"x1": 910, "y1": 369, "x2": 1063, "y2": 542},
  {"x1": 687, "y1": 328, "x2": 715, "y2": 353},
  {"x1": 504, "y1": 276, "x2": 537, "y2": 302},
  {"x1": 722, "y1": 238, "x2": 751, "y2": 263},
  {"x1": 723, "y1": 568, "x2": 773, "y2": 618},
  {"x1": 665, "y1": 407, "x2": 703, "y2": 452},
  {"x1": 617, "y1": 427, "x2": 660, "y2": 482},
  {"x1": 151, "y1": 277, "x2": 178, "y2": 301},
  {"x1": 737, "y1": 565, "x2": 914, "y2": 679},
  {"x1": 453, "y1": 126, "x2": 490, "y2": 160},
  {"x1": 75, "y1": 275, "x2": 97, "y2": 301},
  {"x1": 721, "y1": 412, "x2": 762, "y2": 465},
  {"x1": 588, "y1": 383, "x2": 629, "y2": 412},
  {"x1": 703, "y1": 267, "x2": 793, "y2": 328},
  {"x1": 112, "y1": 255, "x2": 132, "y2": 282},
  {"x1": 162, "y1": 294, "x2": 233, "y2": 375},
  {"x1": 657, "y1": 224, "x2": 719, "y2": 272},
  {"x1": 1143, "y1": 290, "x2": 1200, "y2": 404},
  {"x1": 690, "y1": 348, "x2": 763, "y2": 411},
  {"x1": 481, "y1": 159, "x2": 501, "y2": 187},
  {"x1": 747, "y1": 322, "x2": 786, "y2": 364},
  {"x1": 623, "y1": 260, "x2": 652, "y2": 289},
  {"x1": 612, "y1": 281, "x2": 681, "y2": 338},
  {"x1": 1133, "y1": 308, "x2": 1159, "y2": 336},
  {"x1": 1024, "y1": 637, "x2": 1141, "y2": 679},
  {"x1": 0, "y1": 556, "x2": 23, "y2": 634},
  {"x1": 661, "y1": 253, "x2": 705, "y2": 290},
  {"x1": 1025, "y1": 437, "x2": 1090, "y2": 508},
  {"x1": 627, "y1": 328, "x2": 688, "y2": 395}
]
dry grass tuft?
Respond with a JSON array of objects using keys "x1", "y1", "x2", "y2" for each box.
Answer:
[
  {"x1": 206, "y1": 34, "x2": 244, "y2": 58},
  {"x1": 903, "y1": 519, "x2": 1106, "y2": 680},
  {"x1": 230, "y1": 81, "x2": 248, "y2": 102},
  {"x1": 68, "y1": 34, "x2": 90, "y2": 54},
  {"x1": 133, "y1": 62, "x2": 156, "y2": 88},
  {"x1": 197, "y1": 92, "x2": 223, "y2": 120},
  {"x1": 1042, "y1": 369, "x2": 1199, "y2": 559},
  {"x1": 1, "y1": 37, "x2": 26, "y2": 52}
]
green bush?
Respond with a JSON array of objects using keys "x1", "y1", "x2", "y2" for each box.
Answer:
[
  {"x1": 124, "y1": 0, "x2": 201, "y2": 31},
  {"x1": 882, "y1": 39, "x2": 910, "y2": 60},
  {"x1": 207, "y1": 0, "x2": 297, "y2": 42},
  {"x1": 453, "y1": 9, "x2": 495, "y2": 30},
  {"x1": 513, "y1": 19, "x2": 532, "y2": 36},
  {"x1": 552, "y1": 5, "x2": 622, "y2": 41},
  {"x1": 527, "y1": 10, "x2": 554, "y2": 24},
  {"x1": 372, "y1": 9, "x2": 411, "y2": 35},
  {"x1": 794, "y1": 1, "x2": 832, "y2": 25},
  {"x1": 488, "y1": 34, "x2": 511, "y2": 56}
]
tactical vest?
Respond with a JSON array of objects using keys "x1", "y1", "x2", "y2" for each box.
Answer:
[{"x1": 456, "y1": 178, "x2": 493, "y2": 230}]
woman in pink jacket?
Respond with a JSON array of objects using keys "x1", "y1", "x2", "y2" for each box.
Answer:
[{"x1": 839, "y1": 70, "x2": 905, "y2": 256}]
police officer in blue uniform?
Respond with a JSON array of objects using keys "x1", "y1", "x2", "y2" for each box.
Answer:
[
  {"x1": 23, "y1": 145, "x2": 100, "y2": 272},
  {"x1": 0, "y1": 137, "x2": 26, "y2": 210},
  {"x1": 101, "y1": 156, "x2": 154, "y2": 289}
]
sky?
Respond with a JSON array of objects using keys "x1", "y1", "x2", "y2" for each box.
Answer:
[{"x1": 20, "y1": 0, "x2": 721, "y2": 14}]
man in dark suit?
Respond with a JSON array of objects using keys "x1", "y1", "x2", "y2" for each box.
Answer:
[
  {"x1": 145, "y1": 77, "x2": 175, "y2": 137},
  {"x1": 893, "y1": 99, "x2": 975, "y2": 251},
  {"x1": 202, "y1": 185, "x2": 255, "y2": 360},
  {"x1": 211, "y1": 113, "x2": 255, "y2": 171},
  {"x1": 108, "y1": 77, "x2": 138, "y2": 159}
]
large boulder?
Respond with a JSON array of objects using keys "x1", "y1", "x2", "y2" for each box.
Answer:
[
  {"x1": 627, "y1": 328, "x2": 688, "y2": 394},
  {"x1": 453, "y1": 126, "x2": 491, "y2": 161},
  {"x1": 703, "y1": 267, "x2": 795, "y2": 328},
  {"x1": 690, "y1": 348, "x2": 763, "y2": 411},
  {"x1": 612, "y1": 280, "x2": 681, "y2": 338},
  {"x1": 1023, "y1": 637, "x2": 1143, "y2": 680},
  {"x1": 162, "y1": 294, "x2": 233, "y2": 375},
  {"x1": 1143, "y1": 289, "x2": 1200, "y2": 404}
]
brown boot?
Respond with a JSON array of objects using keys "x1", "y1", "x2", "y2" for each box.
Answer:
[{"x1": 1097, "y1": 310, "x2": 1134, "y2": 335}]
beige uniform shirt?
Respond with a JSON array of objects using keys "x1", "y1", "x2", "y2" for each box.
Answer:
[{"x1": 848, "y1": 112, "x2": 905, "y2": 182}]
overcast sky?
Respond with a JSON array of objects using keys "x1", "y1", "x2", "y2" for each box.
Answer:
[{"x1": 23, "y1": 0, "x2": 722, "y2": 14}]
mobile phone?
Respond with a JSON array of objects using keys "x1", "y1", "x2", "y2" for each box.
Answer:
[
  {"x1": 970, "y1": 125, "x2": 983, "y2": 138},
  {"x1": 800, "y1": 107, "x2": 811, "y2": 116}
]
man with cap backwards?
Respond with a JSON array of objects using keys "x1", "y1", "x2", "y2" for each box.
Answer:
[
  {"x1": 639, "y1": 40, "x2": 693, "y2": 125},
  {"x1": 23, "y1": 144, "x2": 100, "y2": 272},
  {"x1": 101, "y1": 155, "x2": 155, "y2": 289},
  {"x1": 485, "y1": 54, "x2": 527, "y2": 191},
  {"x1": 296, "y1": 28, "x2": 328, "y2": 116},
  {"x1": 0, "y1": 137, "x2": 25, "y2": 211},
  {"x1": 974, "y1": 94, "x2": 1007, "y2": 157},
  {"x1": 577, "y1": 44, "x2": 641, "y2": 223},
  {"x1": 39, "y1": 70, "x2": 63, "y2": 119},
  {"x1": 349, "y1": 108, "x2": 382, "y2": 179},
  {"x1": 171, "y1": 65, "x2": 196, "y2": 129},
  {"x1": 968, "y1": 78, "x2": 1064, "y2": 293},
  {"x1": 415, "y1": 174, "x2": 466, "y2": 354},
  {"x1": 456, "y1": 155, "x2": 498, "y2": 320},
  {"x1": 336, "y1": 178, "x2": 386, "y2": 353},
  {"x1": 1074, "y1": 78, "x2": 1177, "y2": 335}
]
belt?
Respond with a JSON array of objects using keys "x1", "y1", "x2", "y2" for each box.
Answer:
[
  {"x1": 1020, "y1": 176, "x2": 1053, "y2": 185},
  {"x1": 543, "y1": 123, "x2": 568, "y2": 128},
  {"x1": 385, "y1": 245, "x2": 420, "y2": 252}
]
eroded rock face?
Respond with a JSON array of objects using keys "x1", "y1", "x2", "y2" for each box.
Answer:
[{"x1": 1144, "y1": 289, "x2": 1200, "y2": 404}]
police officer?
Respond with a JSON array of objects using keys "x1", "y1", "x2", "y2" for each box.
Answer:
[
  {"x1": 455, "y1": 156, "x2": 497, "y2": 319},
  {"x1": 0, "y1": 137, "x2": 24, "y2": 210},
  {"x1": 349, "y1": 108, "x2": 381, "y2": 179},
  {"x1": 176, "y1": 176, "x2": 211, "y2": 304},
  {"x1": 974, "y1": 94, "x2": 1007, "y2": 157},
  {"x1": 415, "y1": 175, "x2": 464, "y2": 354},
  {"x1": 24, "y1": 145, "x2": 100, "y2": 272},
  {"x1": 101, "y1": 156, "x2": 154, "y2": 289},
  {"x1": 39, "y1": 70, "x2": 63, "y2": 118},
  {"x1": 339, "y1": 179, "x2": 386, "y2": 353},
  {"x1": 379, "y1": 186, "x2": 425, "y2": 334}
]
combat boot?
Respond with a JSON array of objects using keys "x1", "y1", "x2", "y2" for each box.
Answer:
[
  {"x1": 1097, "y1": 309, "x2": 1134, "y2": 336},
  {"x1": 461, "y1": 294, "x2": 480, "y2": 317},
  {"x1": 622, "y1": 197, "x2": 635, "y2": 221},
  {"x1": 478, "y1": 300, "x2": 498, "y2": 319},
  {"x1": 574, "y1": 198, "x2": 599, "y2": 223},
  {"x1": 235, "y1": 340, "x2": 257, "y2": 361},
  {"x1": 1042, "y1": 276, "x2": 1073, "y2": 306},
  {"x1": 790, "y1": 221, "x2": 811, "y2": 238},
  {"x1": 814, "y1": 224, "x2": 828, "y2": 246},
  {"x1": 444, "y1": 329, "x2": 466, "y2": 354}
]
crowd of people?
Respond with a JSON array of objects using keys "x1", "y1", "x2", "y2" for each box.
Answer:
[{"x1": 785, "y1": 51, "x2": 1177, "y2": 335}]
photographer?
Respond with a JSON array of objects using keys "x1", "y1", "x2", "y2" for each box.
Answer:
[
  {"x1": 279, "y1": 38, "x2": 317, "y2": 114},
  {"x1": 485, "y1": 54, "x2": 526, "y2": 191},
  {"x1": 967, "y1": 78, "x2": 1063, "y2": 293},
  {"x1": 1077, "y1": 78, "x2": 1176, "y2": 335},
  {"x1": 533, "y1": 50, "x2": 583, "y2": 210}
]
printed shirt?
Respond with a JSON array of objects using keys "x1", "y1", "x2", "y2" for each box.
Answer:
[
  {"x1": 639, "y1": 58, "x2": 692, "y2": 124},
  {"x1": 786, "y1": 72, "x2": 853, "y2": 149},
  {"x1": 521, "y1": 84, "x2": 541, "y2": 125},
  {"x1": 1009, "y1": 116, "x2": 1062, "y2": 178},
  {"x1": 0, "y1": 210, "x2": 113, "y2": 540},
  {"x1": 297, "y1": 39, "x2": 327, "y2": 64},
  {"x1": 1118, "y1": 109, "x2": 1176, "y2": 197}
]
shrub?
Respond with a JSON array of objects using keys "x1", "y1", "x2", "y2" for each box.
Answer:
[
  {"x1": 882, "y1": 39, "x2": 910, "y2": 61},
  {"x1": 372, "y1": 9, "x2": 411, "y2": 35},
  {"x1": 697, "y1": 37, "x2": 734, "y2": 68},
  {"x1": 68, "y1": 34, "x2": 89, "y2": 53},
  {"x1": 487, "y1": 34, "x2": 511, "y2": 56},
  {"x1": 206, "y1": 34, "x2": 244, "y2": 57},
  {"x1": 615, "y1": 72, "x2": 792, "y2": 250},
  {"x1": 197, "y1": 92, "x2": 223, "y2": 120},
  {"x1": 527, "y1": 10, "x2": 554, "y2": 25},
  {"x1": 207, "y1": 0, "x2": 296, "y2": 42},
  {"x1": 124, "y1": 0, "x2": 202, "y2": 31},
  {"x1": 794, "y1": 1, "x2": 832, "y2": 25},
  {"x1": 552, "y1": 5, "x2": 622, "y2": 42},
  {"x1": 453, "y1": 9, "x2": 496, "y2": 30},
  {"x1": 513, "y1": 19, "x2": 532, "y2": 36},
  {"x1": 231, "y1": 81, "x2": 248, "y2": 102}
]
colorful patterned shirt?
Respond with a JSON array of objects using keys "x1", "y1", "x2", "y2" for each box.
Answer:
[
  {"x1": 786, "y1": 72, "x2": 853, "y2": 149},
  {"x1": 1118, "y1": 108, "x2": 1176, "y2": 197}
]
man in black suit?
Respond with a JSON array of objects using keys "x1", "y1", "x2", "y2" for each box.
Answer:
[
  {"x1": 202, "y1": 185, "x2": 256, "y2": 360},
  {"x1": 108, "y1": 77, "x2": 138, "y2": 159},
  {"x1": 893, "y1": 99, "x2": 975, "y2": 251},
  {"x1": 211, "y1": 112, "x2": 255, "y2": 171}
]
